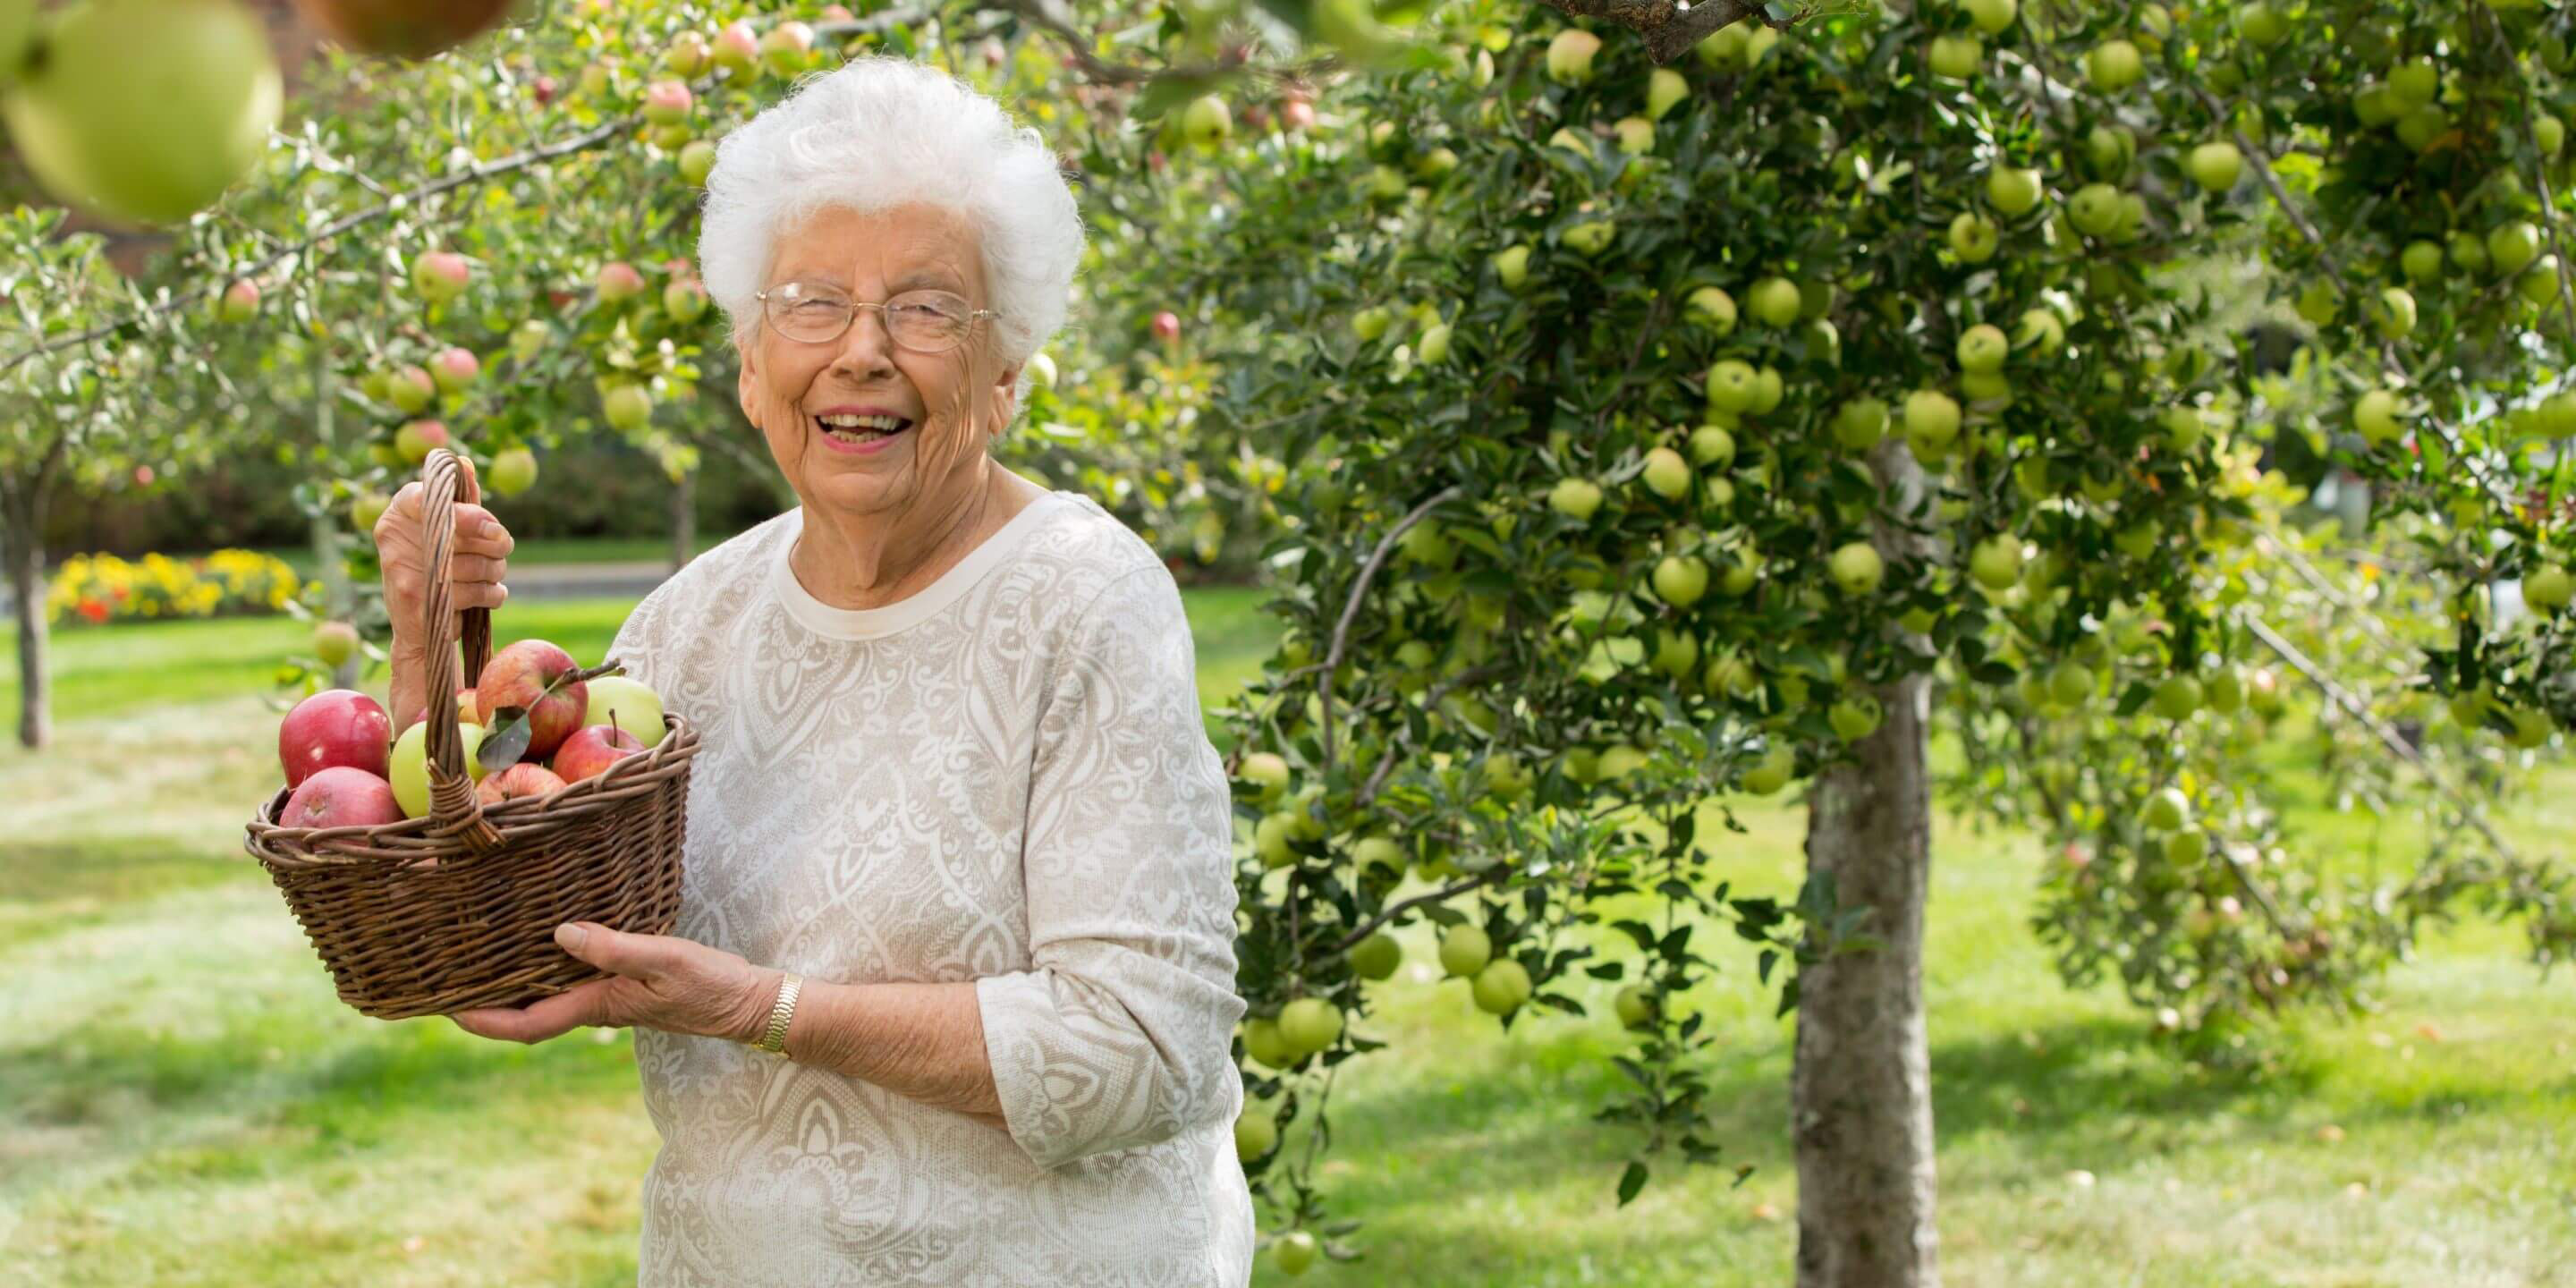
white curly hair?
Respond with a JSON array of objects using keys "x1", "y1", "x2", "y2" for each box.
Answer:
[{"x1": 697, "y1": 55, "x2": 1084, "y2": 409}]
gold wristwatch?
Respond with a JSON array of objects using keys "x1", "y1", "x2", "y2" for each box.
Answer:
[{"x1": 750, "y1": 972, "x2": 802, "y2": 1055}]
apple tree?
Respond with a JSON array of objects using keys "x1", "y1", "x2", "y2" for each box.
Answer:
[{"x1": 1109, "y1": 0, "x2": 2576, "y2": 1281}]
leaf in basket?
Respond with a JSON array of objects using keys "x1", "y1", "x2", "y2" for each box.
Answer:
[{"x1": 479, "y1": 708, "x2": 534, "y2": 771}]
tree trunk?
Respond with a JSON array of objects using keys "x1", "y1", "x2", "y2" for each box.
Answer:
[
  {"x1": 5, "y1": 492, "x2": 51, "y2": 750},
  {"x1": 1794, "y1": 671, "x2": 1937, "y2": 1288},
  {"x1": 309, "y1": 507, "x2": 359, "y2": 689},
  {"x1": 1792, "y1": 435, "x2": 1939, "y2": 1288},
  {"x1": 669, "y1": 468, "x2": 697, "y2": 574}
]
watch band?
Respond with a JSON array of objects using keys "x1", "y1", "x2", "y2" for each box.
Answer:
[{"x1": 752, "y1": 972, "x2": 801, "y2": 1054}]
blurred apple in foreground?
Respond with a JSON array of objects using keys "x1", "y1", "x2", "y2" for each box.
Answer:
[
  {"x1": 279, "y1": 766, "x2": 404, "y2": 829},
  {"x1": 292, "y1": 0, "x2": 514, "y2": 59},
  {"x1": 279, "y1": 689, "x2": 392, "y2": 788},
  {"x1": 2, "y1": 0, "x2": 281, "y2": 225}
]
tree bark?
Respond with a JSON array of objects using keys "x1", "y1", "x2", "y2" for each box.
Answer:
[
  {"x1": 309, "y1": 510, "x2": 360, "y2": 689},
  {"x1": 1794, "y1": 671, "x2": 1937, "y2": 1288},
  {"x1": 5, "y1": 487, "x2": 51, "y2": 750},
  {"x1": 1792, "y1": 436, "x2": 1939, "y2": 1288},
  {"x1": 669, "y1": 468, "x2": 697, "y2": 574}
]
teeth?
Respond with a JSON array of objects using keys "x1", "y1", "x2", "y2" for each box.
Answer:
[{"x1": 818, "y1": 413, "x2": 903, "y2": 430}]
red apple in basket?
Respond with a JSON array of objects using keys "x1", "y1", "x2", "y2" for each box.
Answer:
[
  {"x1": 279, "y1": 689, "x2": 393, "y2": 788},
  {"x1": 280, "y1": 766, "x2": 404, "y2": 829},
  {"x1": 475, "y1": 640, "x2": 588, "y2": 759},
  {"x1": 476, "y1": 761, "x2": 565, "y2": 807},
  {"x1": 553, "y1": 724, "x2": 644, "y2": 784}
]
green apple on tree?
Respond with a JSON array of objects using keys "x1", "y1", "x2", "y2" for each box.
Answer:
[
  {"x1": 1277, "y1": 996, "x2": 1343, "y2": 1053},
  {"x1": 2142, "y1": 786, "x2": 2191, "y2": 833},
  {"x1": 2153, "y1": 674, "x2": 2203, "y2": 720},
  {"x1": 1828, "y1": 542, "x2": 1885, "y2": 595},
  {"x1": 2185, "y1": 140, "x2": 2242, "y2": 192},
  {"x1": 1648, "y1": 451, "x2": 1710, "y2": 504},
  {"x1": 1928, "y1": 33, "x2": 1982, "y2": 80},
  {"x1": 1548, "y1": 476, "x2": 1605, "y2": 520},
  {"x1": 2086, "y1": 39, "x2": 2143, "y2": 91},
  {"x1": 1438, "y1": 923, "x2": 1493, "y2": 977},
  {"x1": 1546, "y1": 27, "x2": 1601, "y2": 85},
  {"x1": 1986, "y1": 165, "x2": 2044, "y2": 216},
  {"x1": 1614, "y1": 985, "x2": 1658, "y2": 1030},
  {"x1": 1646, "y1": 67, "x2": 1688, "y2": 120},
  {"x1": 1967, "y1": 535, "x2": 2022, "y2": 589},
  {"x1": 1738, "y1": 742, "x2": 1795, "y2": 794},
  {"x1": 487, "y1": 446, "x2": 538, "y2": 497},
  {"x1": 1747, "y1": 276, "x2": 1802, "y2": 327},
  {"x1": 1652, "y1": 554, "x2": 1710, "y2": 607},
  {"x1": 1688, "y1": 424, "x2": 1735, "y2": 467},
  {"x1": 1948, "y1": 212, "x2": 1999, "y2": 263},
  {"x1": 1835, "y1": 397, "x2": 1889, "y2": 452},
  {"x1": 1274, "y1": 1230, "x2": 1318, "y2": 1276},
  {"x1": 1962, "y1": 0, "x2": 2016, "y2": 37},
  {"x1": 1955, "y1": 324, "x2": 2009, "y2": 374},
  {"x1": 1349, "y1": 931, "x2": 1402, "y2": 980},
  {"x1": 1471, "y1": 958, "x2": 1533, "y2": 1014},
  {"x1": 1234, "y1": 1109, "x2": 1277, "y2": 1159},
  {"x1": 1182, "y1": 94, "x2": 1232, "y2": 149},
  {"x1": 1685, "y1": 285, "x2": 1736, "y2": 333}
]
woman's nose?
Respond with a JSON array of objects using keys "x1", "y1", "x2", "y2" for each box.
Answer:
[{"x1": 828, "y1": 306, "x2": 899, "y2": 379}]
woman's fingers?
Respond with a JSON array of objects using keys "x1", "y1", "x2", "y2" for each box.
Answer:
[{"x1": 448, "y1": 555, "x2": 509, "y2": 586}]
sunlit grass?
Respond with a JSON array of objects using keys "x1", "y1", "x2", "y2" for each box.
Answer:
[{"x1": 2, "y1": 594, "x2": 2569, "y2": 1286}]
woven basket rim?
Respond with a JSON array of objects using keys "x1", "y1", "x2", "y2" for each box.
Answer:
[{"x1": 246, "y1": 716, "x2": 699, "y2": 863}]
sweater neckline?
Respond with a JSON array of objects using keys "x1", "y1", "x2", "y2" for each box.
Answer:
[{"x1": 771, "y1": 492, "x2": 1074, "y2": 641}]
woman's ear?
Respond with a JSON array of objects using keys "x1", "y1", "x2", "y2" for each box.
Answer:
[
  {"x1": 988, "y1": 361, "x2": 1022, "y2": 436},
  {"x1": 734, "y1": 333, "x2": 760, "y2": 428}
]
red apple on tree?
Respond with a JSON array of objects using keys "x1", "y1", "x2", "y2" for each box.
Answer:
[
  {"x1": 411, "y1": 250, "x2": 470, "y2": 302},
  {"x1": 219, "y1": 280, "x2": 259, "y2": 323},
  {"x1": 640, "y1": 80, "x2": 692, "y2": 126},
  {"x1": 429, "y1": 346, "x2": 479, "y2": 393},
  {"x1": 1151, "y1": 310, "x2": 1182, "y2": 343},
  {"x1": 279, "y1": 765, "x2": 404, "y2": 829},
  {"x1": 475, "y1": 640, "x2": 589, "y2": 759},
  {"x1": 279, "y1": 688, "x2": 393, "y2": 787},
  {"x1": 713, "y1": 20, "x2": 759, "y2": 74},
  {"x1": 387, "y1": 364, "x2": 436, "y2": 413},
  {"x1": 597, "y1": 260, "x2": 646, "y2": 304},
  {"x1": 553, "y1": 724, "x2": 645, "y2": 784},
  {"x1": 395, "y1": 420, "x2": 450, "y2": 463}
]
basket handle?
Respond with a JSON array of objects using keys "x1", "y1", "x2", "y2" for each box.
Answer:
[{"x1": 418, "y1": 447, "x2": 502, "y2": 852}]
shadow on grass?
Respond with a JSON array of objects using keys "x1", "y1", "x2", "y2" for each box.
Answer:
[
  {"x1": 0, "y1": 838, "x2": 254, "y2": 907},
  {"x1": 0, "y1": 1008, "x2": 640, "y2": 1152}
]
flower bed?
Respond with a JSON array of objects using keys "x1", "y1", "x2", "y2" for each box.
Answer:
[{"x1": 47, "y1": 549, "x2": 302, "y2": 626}]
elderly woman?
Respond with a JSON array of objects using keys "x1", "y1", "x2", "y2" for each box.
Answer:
[{"x1": 373, "y1": 56, "x2": 1254, "y2": 1284}]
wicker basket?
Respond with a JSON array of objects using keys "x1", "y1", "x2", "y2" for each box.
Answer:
[{"x1": 244, "y1": 448, "x2": 698, "y2": 1021}]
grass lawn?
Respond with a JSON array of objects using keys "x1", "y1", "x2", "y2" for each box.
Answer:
[{"x1": 3, "y1": 592, "x2": 2572, "y2": 1286}]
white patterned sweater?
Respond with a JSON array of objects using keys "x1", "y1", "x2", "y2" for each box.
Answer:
[{"x1": 605, "y1": 491, "x2": 1255, "y2": 1286}]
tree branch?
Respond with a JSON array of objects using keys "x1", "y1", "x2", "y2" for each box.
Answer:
[
  {"x1": 1318, "y1": 485, "x2": 1462, "y2": 771},
  {"x1": 1332, "y1": 867, "x2": 1510, "y2": 953},
  {"x1": 1532, "y1": 0, "x2": 1776, "y2": 64},
  {"x1": 2238, "y1": 611, "x2": 2520, "y2": 865}
]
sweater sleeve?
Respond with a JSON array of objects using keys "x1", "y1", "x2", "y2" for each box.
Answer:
[{"x1": 975, "y1": 562, "x2": 1248, "y2": 1170}]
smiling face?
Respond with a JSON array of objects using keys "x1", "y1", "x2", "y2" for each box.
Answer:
[{"x1": 735, "y1": 201, "x2": 1021, "y2": 523}]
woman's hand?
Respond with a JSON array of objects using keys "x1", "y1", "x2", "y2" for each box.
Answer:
[
  {"x1": 376, "y1": 453, "x2": 513, "y2": 656},
  {"x1": 447, "y1": 923, "x2": 781, "y2": 1044}
]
